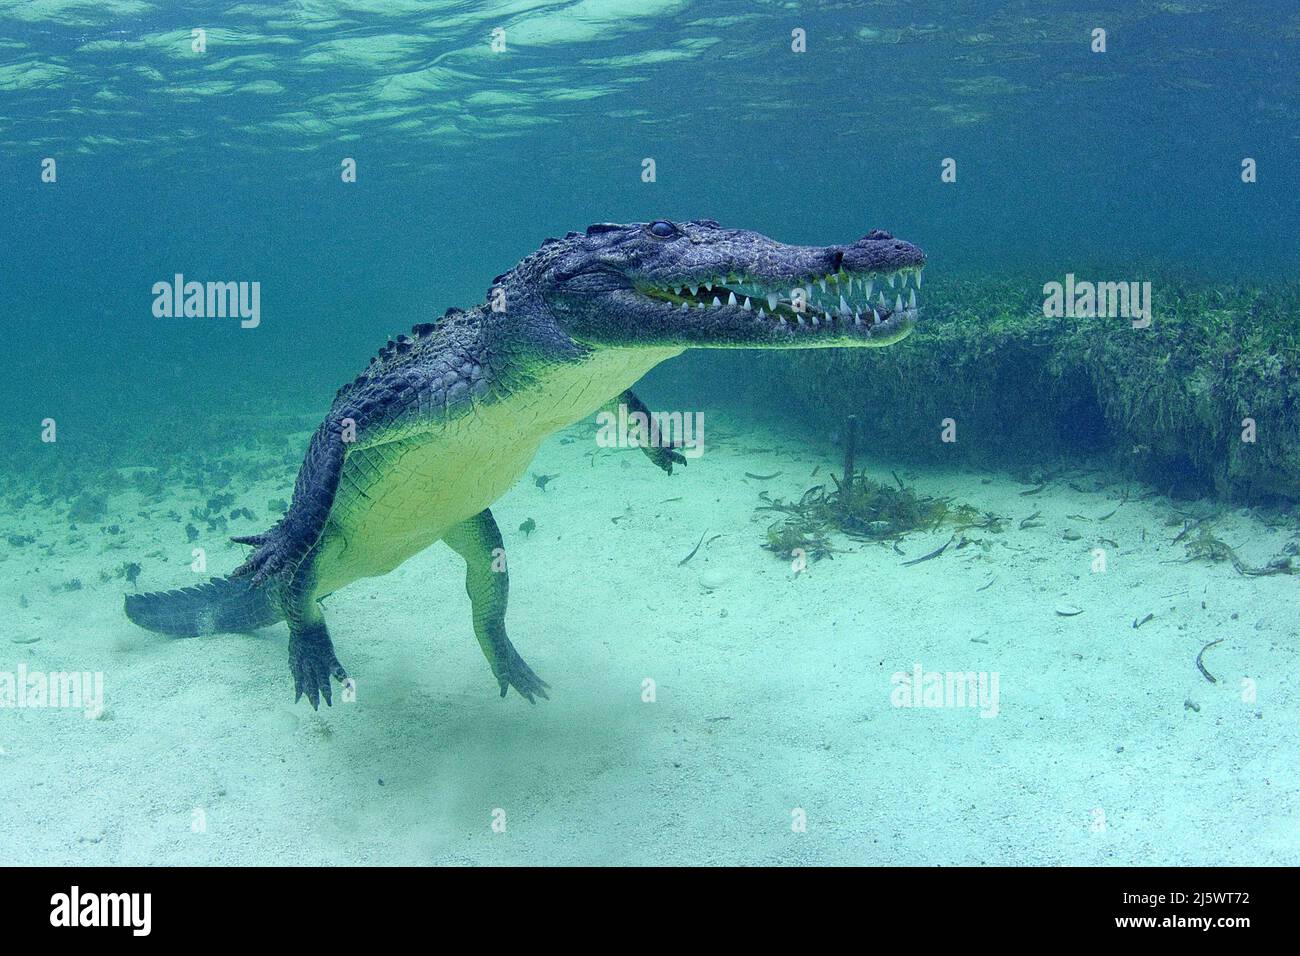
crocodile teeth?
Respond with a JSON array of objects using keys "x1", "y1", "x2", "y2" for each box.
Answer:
[
  {"x1": 727, "y1": 291, "x2": 736, "y2": 306},
  {"x1": 742, "y1": 297, "x2": 751, "y2": 310},
  {"x1": 864, "y1": 280, "x2": 873, "y2": 298},
  {"x1": 909, "y1": 289, "x2": 916, "y2": 309},
  {"x1": 894, "y1": 294, "x2": 903, "y2": 313},
  {"x1": 757, "y1": 307, "x2": 766, "y2": 318},
  {"x1": 767, "y1": 293, "x2": 779, "y2": 310},
  {"x1": 854, "y1": 312, "x2": 863, "y2": 326},
  {"x1": 712, "y1": 296, "x2": 722, "y2": 308},
  {"x1": 888, "y1": 273, "x2": 896, "y2": 288},
  {"x1": 689, "y1": 284, "x2": 698, "y2": 295},
  {"x1": 680, "y1": 302, "x2": 689, "y2": 311},
  {"x1": 878, "y1": 292, "x2": 887, "y2": 308},
  {"x1": 916, "y1": 269, "x2": 923, "y2": 288},
  {"x1": 704, "y1": 281, "x2": 713, "y2": 291},
  {"x1": 872, "y1": 308, "x2": 880, "y2": 323},
  {"x1": 839, "y1": 295, "x2": 850, "y2": 315},
  {"x1": 696, "y1": 302, "x2": 705, "y2": 309},
  {"x1": 819, "y1": 278, "x2": 827, "y2": 292}
]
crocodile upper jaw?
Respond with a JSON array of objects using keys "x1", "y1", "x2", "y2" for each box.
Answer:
[{"x1": 637, "y1": 263, "x2": 923, "y2": 343}]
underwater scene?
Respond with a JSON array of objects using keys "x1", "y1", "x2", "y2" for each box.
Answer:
[{"x1": 1, "y1": 0, "x2": 1298, "y2": 868}]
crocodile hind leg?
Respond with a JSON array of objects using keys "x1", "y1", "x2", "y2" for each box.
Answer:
[
  {"x1": 443, "y1": 509, "x2": 549, "y2": 703},
  {"x1": 281, "y1": 566, "x2": 349, "y2": 709}
]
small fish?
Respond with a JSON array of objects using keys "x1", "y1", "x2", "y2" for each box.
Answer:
[
  {"x1": 1196, "y1": 639, "x2": 1224, "y2": 684},
  {"x1": 901, "y1": 534, "x2": 954, "y2": 567},
  {"x1": 1019, "y1": 510, "x2": 1043, "y2": 530},
  {"x1": 532, "y1": 472, "x2": 559, "y2": 491},
  {"x1": 745, "y1": 471, "x2": 783, "y2": 481},
  {"x1": 678, "y1": 529, "x2": 709, "y2": 567},
  {"x1": 519, "y1": 518, "x2": 536, "y2": 537}
]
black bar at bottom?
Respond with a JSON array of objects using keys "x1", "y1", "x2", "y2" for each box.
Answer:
[{"x1": 0, "y1": 865, "x2": 1282, "y2": 940}]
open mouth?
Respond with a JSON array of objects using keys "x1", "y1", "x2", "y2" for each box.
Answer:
[{"x1": 639, "y1": 265, "x2": 923, "y2": 334}]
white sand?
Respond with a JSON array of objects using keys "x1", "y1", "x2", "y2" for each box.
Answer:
[{"x1": 2, "y1": 410, "x2": 1297, "y2": 865}]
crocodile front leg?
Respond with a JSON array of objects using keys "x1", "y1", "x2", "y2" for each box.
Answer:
[
  {"x1": 443, "y1": 509, "x2": 550, "y2": 703},
  {"x1": 606, "y1": 389, "x2": 687, "y2": 475}
]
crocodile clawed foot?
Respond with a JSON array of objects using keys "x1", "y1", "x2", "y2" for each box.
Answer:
[
  {"x1": 639, "y1": 440, "x2": 687, "y2": 474},
  {"x1": 231, "y1": 525, "x2": 299, "y2": 588},
  {"x1": 496, "y1": 647, "x2": 550, "y2": 704},
  {"x1": 289, "y1": 632, "x2": 349, "y2": 710},
  {"x1": 652, "y1": 446, "x2": 688, "y2": 475},
  {"x1": 230, "y1": 531, "x2": 271, "y2": 548}
]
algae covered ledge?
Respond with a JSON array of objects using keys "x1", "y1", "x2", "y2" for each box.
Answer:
[{"x1": 771, "y1": 271, "x2": 1300, "y2": 503}]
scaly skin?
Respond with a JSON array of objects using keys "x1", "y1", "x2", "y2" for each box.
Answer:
[{"x1": 125, "y1": 219, "x2": 926, "y2": 709}]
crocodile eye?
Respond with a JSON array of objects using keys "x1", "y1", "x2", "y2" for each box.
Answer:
[{"x1": 648, "y1": 220, "x2": 677, "y2": 238}]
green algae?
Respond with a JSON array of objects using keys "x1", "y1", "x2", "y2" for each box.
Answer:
[{"x1": 776, "y1": 273, "x2": 1300, "y2": 503}]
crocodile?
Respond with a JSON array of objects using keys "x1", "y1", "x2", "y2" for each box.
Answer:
[{"x1": 125, "y1": 219, "x2": 926, "y2": 708}]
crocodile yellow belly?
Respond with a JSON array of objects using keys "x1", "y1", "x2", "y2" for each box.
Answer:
[
  {"x1": 310, "y1": 422, "x2": 538, "y2": 593},
  {"x1": 311, "y1": 345, "x2": 681, "y2": 595}
]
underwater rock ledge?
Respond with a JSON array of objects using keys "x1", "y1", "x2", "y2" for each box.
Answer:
[{"x1": 772, "y1": 271, "x2": 1300, "y2": 503}]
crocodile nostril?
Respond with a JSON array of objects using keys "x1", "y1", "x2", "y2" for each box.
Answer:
[{"x1": 830, "y1": 250, "x2": 845, "y2": 270}]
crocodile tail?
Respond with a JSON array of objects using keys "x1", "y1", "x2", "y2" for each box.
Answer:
[{"x1": 124, "y1": 576, "x2": 281, "y2": 637}]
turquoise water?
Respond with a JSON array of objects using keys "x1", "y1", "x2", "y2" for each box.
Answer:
[{"x1": 2, "y1": 2, "x2": 1298, "y2": 865}]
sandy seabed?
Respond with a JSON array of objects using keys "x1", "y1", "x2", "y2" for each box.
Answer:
[{"x1": 1, "y1": 409, "x2": 1297, "y2": 866}]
